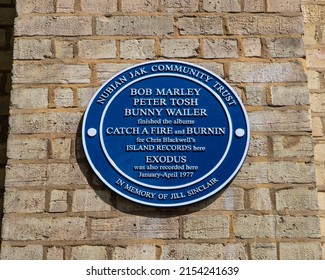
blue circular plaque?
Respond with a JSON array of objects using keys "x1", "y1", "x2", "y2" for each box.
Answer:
[{"x1": 82, "y1": 60, "x2": 250, "y2": 207}]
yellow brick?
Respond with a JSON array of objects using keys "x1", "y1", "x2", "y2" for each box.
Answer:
[
  {"x1": 318, "y1": 193, "x2": 325, "y2": 210},
  {"x1": 320, "y1": 217, "x2": 325, "y2": 237}
]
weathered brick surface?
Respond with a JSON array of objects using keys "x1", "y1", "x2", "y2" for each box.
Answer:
[
  {"x1": 247, "y1": 136, "x2": 268, "y2": 157},
  {"x1": 230, "y1": 62, "x2": 306, "y2": 83},
  {"x1": 243, "y1": 0, "x2": 264, "y2": 12},
  {"x1": 91, "y1": 217, "x2": 179, "y2": 240},
  {"x1": 16, "y1": 0, "x2": 55, "y2": 14},
  {"x1": 56, "y1": 0, "x2": 75, "y2": 13},
  {"x1": 242, "y1": 38, "x2": 262, "y2": 57},
  {"x1": 276, "y1": 216, "x2": 320, "y2": 238},
  {"x1": 267, "y1": 0, "x2": 301, "y2": 13},
  {"x1": 161, "y1": 0, "x2": 198, "y2": 12},
  {"x1": 120, "y1": 39, "x2": 155, "y2": 60},
  {"x1": 80, "y1": 0, "x2": 117, "y2": 13},
  {"x1": 265, "y1": 38, "x2": 305, "y2": 58},
  {"x1": 78, "y1": 39, "x2": 116, "y2": 59},
  {"x1": 15, "y1": 16, "x2": 92, "y2": 36},
  {"x1": 0, "y1": 0, "x2": 13, "y2": 251},
  {"x1": 321, "y1": 217, "x2": 325, "y2": 237},
  {"x1": 96, "y1": 16, "x2": 174, "y2": 36},
  {"x1": 54, "y1": 40, "x2": 74, "y2": 59},
  {"x1": 178, "y1": 17, "x2": 223, "y2": 35},
  {"x1": 14, "y1": 38, "x2": 52, "y2": 60},
  {"x1": 270, "y1": 85, "x2": 309, "y2": 106},
  {"x1": 195, "y1": 62, "x2": 224, "y2": 77},
  {"x1": 7, "y1": 137, "x2": 48, "y2": 160},
  {"x1": 160, "y1": 243, "x2": 247, "y2": 260},
  {"x1": 268, "y1": 162, "x2": 315, "y2": 184},
  {"x1": 10, "y1": 112, "x2": 83, "y2": 134},
  {"x1": 206, "y1": 187, "x2": 244, "y2": 210},
  {"x1": 71, "y1": 245, "x2": 107, "y2": 260},
  {"x1": 307, "y1": 140, "x2": 324, "y2": 164},
  {"x1": 183, "y1": 215, "x2": 230, "y2": 239},
  {"x1": 223, "y1": 243, "x2": 248, "y2": 260},
  {"x1": 1, "y1": 245, "x2": 43, "y2": 260},
  {"x1": 72, "y1": 189, "x2": 111, "y2": 212},
  {"x1": 203, "y1": 0, "x2": 241, "y2": 12},
  {"x1": 228, "y1": 16, "x2": 304, "y2": 35},
  {"x1": 0, "y1": 144, "x2": 7, "y2": 163},
  {"x1": 279, "y1": 242, "x2": 322, "y2": 260},
  {"x1": 302, "y1": 4, "x2": 325, "y2": 24},
  {"x1": 250, "y1": 243, "x2": 277, "y2": 260},
  {"x1": 2, "y1": 217, "x2": 87, "y2": 241},
  {"x1": 248, "y1": 110, "x2": 311, "y2": 132},
  {"x1": 310, "y1": 92, "x2": 325, "y2": 113},
  {"x1": 306, "y1": 48, "x2": 325, "y2": 68},
  {"x1": 245, "y1": 85, "x2": 267, "y2": 105},
  {"x1": 235, "y1": 215, "x2": 276, "y2": 238},
  {"x1": 11, "y1": 88, "x2": 48, "y2": 109},
  {"x1": 54, "y1": 88, "x2": 74, "y2": 108},
  {"x1": 112, "y1": 244, "x2": 156, "y2": 260},
  {"x1": 237, "y1": 215, "x2": 320, "y2": 239},
  {"x1": 0, "y1": 7, "x2": 15, "y2": 24},
  {"x1": 78, "y1": 87, "x2": 97, "y2": 107},
  {"x1": 49, "y1": 190, "x2": 68, "y2": 213},
  {"x1": 203, "y1": 39, "x2": 238, "y2": 58},
  {"x1": 304, "y1": 24, "x2": 318, "y2": 45},
  {"x1": 4, "y1": 190, "x2": 45, "y2": 213},
  {"x1": 45, "y1": 246, "x2": 64, "y2": 260},
  {"x1": 121, "y1": 0, "x2": 158, "y2": 12},
  {"x1": 12, "y1": 63, "x2": 91, "y2": 84},
  {"x1": 316, "y1": 165, "x2": 325, "y2": 186},
  {"x1": 276, "y1": 188, "x2": 318, "y2": 211},
  {"x1": 160, "y1": 243, "x2": 223, "y2": 260},
  {"x1": 50, "y1": 138, "x2": 72, "y2": 159},
  {"x1": 235, "y1": 162, "x2": 268, "y2": 184},
  {"x1": 0, "y1": 29, "x2": 7, "y2": 48},
  {"x1": 161, "y1": 39, "x2": 199, "y2": 58},
  {"x1": 307, "y1": 70, "x2": 321, "y2": 90},
  {"x1": 5, "y1": 163, "x2": 89, "y2": 187},
  {"x1": 271, "y1": 135, "x2": 313, "y2": 158},
  {"x1": 248, "y1": 188, "x2": 272, "y2": 211},
  {"x1": 0, "y1": 51, "x2": 13, "y2": 70}
]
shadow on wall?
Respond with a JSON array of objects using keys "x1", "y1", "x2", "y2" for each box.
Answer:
[{"x1": 0, "y1": 0, "x2": 15, "y2": 246}]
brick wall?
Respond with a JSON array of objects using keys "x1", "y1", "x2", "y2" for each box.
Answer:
[
  {"x1": 0, "y1": 0, "x2": 323, "y2": 260},
  {"x1": 302, "y1": 0, "x2": 325, "y2": 260}
]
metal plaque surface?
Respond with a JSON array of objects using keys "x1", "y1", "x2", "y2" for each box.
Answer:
[{"x1": 82, "y1": 60, "x2": 250, "y2": 207}]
